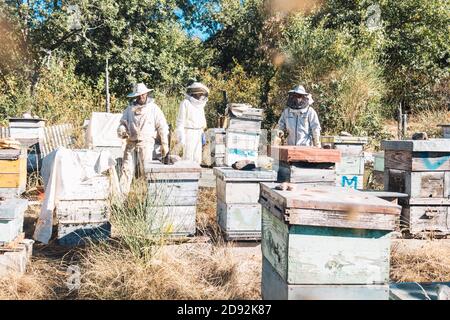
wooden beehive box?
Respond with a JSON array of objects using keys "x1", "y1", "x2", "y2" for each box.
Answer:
[
  {"x1": 0, "y1": 149, "x2": 27, "y2": 197},
  {"x1": 203, "y1": 128, "x2": 226, "y2": 167},
  {"x1": 225, "y1": 129, "x2": 261, "y2": 166},
  {"x1": 0, "y1": 198, "x2": 28, "y2": 244},
  {"x1": 214, "y1": 167, "x2": 277, "y2": 240},
  {"x1": 259, "y1": 183, "x2": 400, "y2": 300},
  {"x1": 145, "y1": 160, "x2": 201, "y2": 237},
  {"x1": 321, "y1": 136, "x2": 368, "y2": 190},
  {"x1": 8, "y1": 118, "x2": 45, "y2": 141},
  {"x1": 56, "y1": 175, "x2": 111, "y2": 246},
  {"x1": 270, "y1": 146, "x2": 341, "y2": 184},
  {"x1": 382, "y1": 139, "x2": 450, "y2": 236},
  {"x1": 0, "y1": 239, "x2": 34, "y2": 277}
]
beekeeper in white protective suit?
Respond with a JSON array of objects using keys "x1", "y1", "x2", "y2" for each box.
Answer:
[
  {"x1": 276, "y1": 85, "x2": 321, "y2": 147},
  {"x1": 175, "y1": 82, "x2": 209, "y2": 163},
  {"x1": 117, "y1": 83, "x2": 169, "y2": 194}
]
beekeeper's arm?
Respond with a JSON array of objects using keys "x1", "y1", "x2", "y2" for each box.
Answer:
[
  {"x1": 154, "y1": 107, "x2": 170, "y2": 157},
  {"x1": 309, "y1": 109, "x2": 321, "y2": 148},
  {"x1": 275, "y1": 109, "x2": 288, "y2": 139},
  {"x1": 175, "y1": 100, "x2": 187, "y2": 146},
  {"x1": 117, "y1": 108, "x2": 129, "y2": 139}
]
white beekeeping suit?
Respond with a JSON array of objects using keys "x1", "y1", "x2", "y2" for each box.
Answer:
[
  {"x1": 175, "y1": 82, "x2": 209, "y2": 164},
  {"x1": 117, "y1": 83, "x2": 169, "y2": 195},
  {"x1": 277, "y1": 85, "x2": 321, "y2": 147}
]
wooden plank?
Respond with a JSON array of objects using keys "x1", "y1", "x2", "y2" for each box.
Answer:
[
  {"x1": 56, "y1": 200, "x2": 109, "y2": 223},
  {"x1": 382, "y1": 139, "x2": 450, "y2": 152},
  {"x1": 148, "y1": 181, "x2": 199, "y2": 206},
  {"x1": 228, "y1": 118, "x2": 261, "y2": 131},
  {"x1": 271, "y1": 146, "x2": 341, "y2": 163},
  {"x1": 58, "y1": 176, "x2": 110, "y2": 200},
  {"x1": 213, "y1": 167, "x2": 277, "y2": 182},
  {"x1": 334, "y1": 144, "x2": 364, "y2": 156},
  {"x1": 0, "y1": 198, "x2": 28, "y2": 220},
  {"x1": 57, "y1": 221, "x2": 111, "y2": 246},
  {"x1": 225, "y1": 148, "x2": 258, "y2": 166},
  {"x1": 148, "y1": 205, "x2": 196, "y2": 236},
  {"x1": 385, "y1": 150, "x2": 450, "y2": 171},
  {"x1": 286, "y1": 225, "x2": 390, "y2": 285},
  {"x1": 385, "y1": 169, "x2": 449, "y2": 203},
  {"x1": 0, "y1": 159, "x2": 22, "y2": 172},
  {"x1": 261, "y1": 207, "x2": 289, "y2": 281},
  {"x1": 0, "y1": 173, "x2": 22, "y2": 188},
  {"x1": 216, "y1": 178, "x2": 261, "y2": 204},
  {"x1": 0, "y1": 149, "x2": 22, "y2": 160},
  {"x1": 321, "y1": 136, "x2": 369, "y2": 145},
  {"x1": 217, "y1": 199, "x2": 261, "y2": 234},
  {"x1": 260, "y1": 182, "x2": 401, "y2": 216},
  {"x1": 403, "y1": 206, "x2": 450, "y2": 235},
  {"x1": 0, "y1": 215, "x2": 24, "y2": 243},
  {"x1": 288, "y1": 167, "x2": 336, "y2": 184},
  {"x1": 226, "y1": 130, "x2": 260, "y2": 150},
  {"x1": 336, "y1": 156, "x2": 365, "y2": 175},
  {"x1": 262, "y1": 257, "x2": 389, "y2": 300},
  {"x1": 286, "y1": 208, "x2": 398, "y2": 231},
  {"x1": 374, "y1": 152, "x2": 385, "y2": 172}
]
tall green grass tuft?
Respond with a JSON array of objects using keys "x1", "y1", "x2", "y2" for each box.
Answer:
[{"x1": 109, "y1": 178, "x2": 168, "y2": 262}]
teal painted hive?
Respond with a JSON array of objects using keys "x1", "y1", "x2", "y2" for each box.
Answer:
[{"x1": 259, "y1": 183, "x2": 401, "y2": 300}]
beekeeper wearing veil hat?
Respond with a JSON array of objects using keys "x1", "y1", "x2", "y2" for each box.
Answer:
[
  {"x1": 175, "y1": 81, "x2": 209, "y2": 164},
  {"x1": 117, "y1": 82, "x2": 169, "y2": 195},
  {"x1": 276, "y1": 84, "x2": 321, "y2": 147}
]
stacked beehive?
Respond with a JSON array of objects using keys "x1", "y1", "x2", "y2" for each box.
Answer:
[
  {"x1": 259, "y1": 183, "x2": 401, "y2": 300},
  {"x1": 9, "y1": 118, "x2": 46, "y2": 172},
  {"x1": 0, "y1": 198, "x2": 33, "y2": 276},
  {"x1": 214, "y1": 167, "x2": 277, "y2": 241},
  {"x1": 270, "y1": 146, "x2": 341, "y2": 185},
  {"x1": 382, "y1": 139, "x2": 450, "y2": 237},
  {"x1": 56, "y1": 175, "x2": 112, "y2": 246},
  {"x1": 225, "y1": 106, "x2": 263, "y2": 166},
  {"x1": 321, "y1": 136, "x2": 368, "y2": 190},
  {"x1": 0, "y1": 149, "x2": 27, "y2": 198},
  {"x1": 145, "y1": 160, "x2": 202, "y2": 237},
  {"x1": 203, "y1": 128, "x2": 226, "y2": 167}
]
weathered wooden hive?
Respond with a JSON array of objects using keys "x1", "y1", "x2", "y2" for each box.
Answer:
[
  {"x1": 225, "y1": 106, "x2": 263, "y2": 166},
  {"x1": 0, "y1": 148, "x2": 27, "y2": 198},
  {"x1": 0, "y1": 198, "x2": 33, "y2": 277},
  {"x1": 259, "y1": 183, "x2": 401, "y2": 300},
  {"x1": 214, "y1": 167, "x2": 277, "y2": 241},
  {"x1": 321, "y1": 136, "x2": 368, "y2": 189},
  {"x1": 56, "y1": 174, "x2": 112, "y2": 246},
  {"x1": 145, "y1": 161, "x2": 201, "y2": 237},
  {"x1": 270, "y1": 146, "x2": 341, "y2": 185},
  {"x1": 203, "y1": 128, "x2": 226, "y2": 167},
  {"x1": 382, "y1": 139, "x2": 450, "y2": 237}
]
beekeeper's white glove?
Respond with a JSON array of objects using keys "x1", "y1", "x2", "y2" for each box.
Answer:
[{"x1": 117, "y1": 125, "x2": 128, "y2": 139}]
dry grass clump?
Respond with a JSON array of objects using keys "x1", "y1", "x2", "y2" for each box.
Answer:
[
  {"x1": 196, "y1": 187, "x2": 223, "y2": 241},
  {"x1": 391, "y1": 241, "x2": 450, "y2": 283},
  {"x1": 0, "y1": 258, "x2": 65, "y2": 300},
  {"x1": 77, "y1": 241, "x2": 259, "y2": 300}
]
